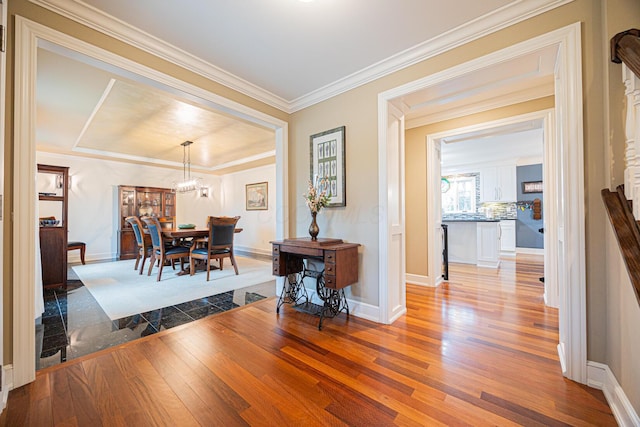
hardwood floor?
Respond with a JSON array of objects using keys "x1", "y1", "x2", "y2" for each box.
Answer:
[{"x1": 1, "y1": 254, "x2": 615, "y2": 426}]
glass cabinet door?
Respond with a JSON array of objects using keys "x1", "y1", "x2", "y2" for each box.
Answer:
[
  {"x1": 138, "y1": 191, "x2": 162, "y2": 217},
  {"x1": 120, "y1": 189, "x2": 136, "y2": 219},
  {"x1": 164, "y1": 192, "x2": 175, "y2": 217}
]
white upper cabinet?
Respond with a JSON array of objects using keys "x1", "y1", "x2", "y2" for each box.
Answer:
[{"x1": 480, "y1": 165, "x2": 516, "y2": 202}]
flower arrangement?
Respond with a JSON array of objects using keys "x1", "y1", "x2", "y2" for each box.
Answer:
[{"x1": 303, "y1": 178, "x2": 331, "y2": 214}]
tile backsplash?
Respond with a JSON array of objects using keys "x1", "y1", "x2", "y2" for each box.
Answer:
[{"x1": 442, "y1": 202, "x2": 517, "y2": 221}]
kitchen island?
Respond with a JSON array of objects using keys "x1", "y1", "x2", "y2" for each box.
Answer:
[{"x1": 442, "y1": 219, "x2": 501, "y2": 268}]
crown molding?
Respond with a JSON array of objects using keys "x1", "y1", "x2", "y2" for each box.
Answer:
[
  {"x1": 405, "y1": 81, "x2": 555, "y2": 129},
  {"x1": 29, "y1": 0, "x2": 291, "y2": 112},
  {"x1": 289, "y1": 0, "x2": 573, "y2": 112},
  {"x1": 30, "y1": 0, "x2": 573, "y2": 114}
]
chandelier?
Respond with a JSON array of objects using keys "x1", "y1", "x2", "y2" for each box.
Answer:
[{"x1": 172, "y1": 140, "x2": 202, "y2": 193}]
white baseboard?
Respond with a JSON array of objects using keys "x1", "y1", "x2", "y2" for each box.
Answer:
[
  {"x1": 1, "y1": 364, "x2": 13, "y2": 412},
  {"x1": 587, "y1": 361, "x2": 640, "y2": 427},
  {"x1": 516, "y1": 247, "x2": 544, "y2": 255},
  {"x1": 235, "y1": 246, "x2": 272, "y2": 257},
  {"x1": 274, "y1": 277, "x2": 381, "y2": 324},
  {"x1": 406, "y1": 273, "x2": 435, "y2": 287}
]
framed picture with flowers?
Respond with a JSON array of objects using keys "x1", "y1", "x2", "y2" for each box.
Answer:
[{"x1": 309, "y1": 126, "x2": 346, "y2": 207}]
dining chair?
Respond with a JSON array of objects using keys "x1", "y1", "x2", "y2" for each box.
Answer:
[
  {"x1": 142, "y1": 216, "x2": 190, "y2": 281},
  {"x1": 190, "y1": 215, "x2": 240, "y2": 280},
  {"x1": 125, "y1": 216, "x2": 152, "y2": 274}
]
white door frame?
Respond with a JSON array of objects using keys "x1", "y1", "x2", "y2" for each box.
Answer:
[
  {"x1": 0, "y1": 0, "x2": 7, "y2": 409},
  {"x1": 426, "y1": 138, "x2": 443, "y2": 288},
  {"x1": 378, "y1": 23, "x2": 586, "y2": 383},
  {"x1": 12, "y1": 16, "x2": 288, "y2": 388},
  {"x1": 426, "y1": 109, "x2": 557, "y2": 307},
  {"x1": 377, "y1": 100, "x2": 407, "y2": 324}
]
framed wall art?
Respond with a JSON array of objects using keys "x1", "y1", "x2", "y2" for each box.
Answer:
[
  {"x1": 522, "y1": 181, "x2": 543, "y2": 194},
  {"x1": 246, "y1": 182, "x2": 268, "y2": 210},
  {"x1": 309, "y1": 126, "x2": 346, "y2": 207}
]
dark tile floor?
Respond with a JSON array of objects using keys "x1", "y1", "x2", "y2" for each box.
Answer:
[{"x1": 37, "y1": 263, "x2": 275, "y2": 370}]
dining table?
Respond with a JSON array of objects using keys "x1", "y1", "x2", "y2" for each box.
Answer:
[
  {"x1": 160, "y1": 227, "x2": 243, "y2": 275},
  {"x1": 161, "y1": 227, "x2": 243, "y2": 240}
]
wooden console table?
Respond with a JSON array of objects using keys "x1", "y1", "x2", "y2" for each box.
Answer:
[{"x1": 271, "y1": 237, "x2": 360, "y2": 329}]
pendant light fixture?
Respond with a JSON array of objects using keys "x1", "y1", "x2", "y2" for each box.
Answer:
[{"x1": 172, "y1": 140, "x2": 202, "y2": 193}]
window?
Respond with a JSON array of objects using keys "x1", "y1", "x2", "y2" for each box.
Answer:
[{"x1": 442, "y1": 174, "x2": 477, "y2": 213}]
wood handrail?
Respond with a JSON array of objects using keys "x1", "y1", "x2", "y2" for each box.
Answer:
[
  {"x1": 611, "y1": 29, "x2": 640, "y2": 78},
  {"x1": 601, "y1": 186, "x2": 640, "y2": 305}
]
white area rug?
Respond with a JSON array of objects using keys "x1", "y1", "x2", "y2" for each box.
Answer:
[{"x1": 72, "y1": 256, "x2": 274, "y2": 320}]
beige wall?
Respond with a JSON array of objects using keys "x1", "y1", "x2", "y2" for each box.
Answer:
[
  {"x1": 405, "y1": 96, "x2": 555, "y2": 277},
  {"x1": 4, "y1": 0, "x2": 640, "y2": 412}
]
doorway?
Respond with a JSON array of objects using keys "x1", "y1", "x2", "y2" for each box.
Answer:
[
  {"x1": 378, "y1": 23, "x2": 586, "y2": 383},
  {"x1": 428, "y1": 110, "x2": 554, "y2": 307},
  {"x1": 13, "y1": 17, "x2": 289, "y2": 388}
]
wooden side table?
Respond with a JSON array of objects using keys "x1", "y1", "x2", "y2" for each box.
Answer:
[{"x1": 271, "y1": 237, "x2": 360, "y2": 329}]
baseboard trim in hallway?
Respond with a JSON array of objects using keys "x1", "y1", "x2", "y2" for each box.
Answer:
[{"x1": 588, "y1": 361, "x2": 640, "y2": 427}]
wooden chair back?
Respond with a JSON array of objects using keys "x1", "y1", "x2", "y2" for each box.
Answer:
[{"x1": 125, "y1": 216, "x2": 147, "y2": 247}]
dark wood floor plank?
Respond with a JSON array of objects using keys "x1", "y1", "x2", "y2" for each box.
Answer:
[
  {"x1": 49, "y1": 368, "x2": 79, "y2": 426},
  {"x1": 63, "y1": 363, "x2": 104, "y2": 426},
  {"x1": 123, "y1": 342, "x2": 200, "y2": 426},
  {"x1": 144, "y1": 336, "x2": 250, "y2": 426},
  {"x1": 81, "y1": 354, "x2": 140, "y2": 427},
  {"x1": 3, "y1": 255, "x2": 617, "y2": 426}
]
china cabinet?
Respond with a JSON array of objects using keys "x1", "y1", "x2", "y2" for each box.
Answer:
[
  {"x1": 38, "y1": 164, "x2": 69, "y2": 288},
  {"x1": 117, "y1": 185, "x2": 176, "y2": 259}
]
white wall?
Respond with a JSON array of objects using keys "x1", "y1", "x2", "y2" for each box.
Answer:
[
  {"x1": 220, "y1": 164, "x2": 276, "y2": 256},
  {"x1": 36, "y1": 152, "x2": 275, "y2": 262}
]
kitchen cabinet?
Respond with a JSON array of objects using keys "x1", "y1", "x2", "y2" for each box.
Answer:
[
  {"x1": 477, "y1": 222, "x2": 501, "y2": 268},
  {"x1": 442, "y1": 220, "x2": 501, "y2": 269},
  {"x1": 500, "y1": 220, "x2": 516, "y2": 255},
  {"x1": 480, "y1": 165, "x2": 516, "y2": 202}
]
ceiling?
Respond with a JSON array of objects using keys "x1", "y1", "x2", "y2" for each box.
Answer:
[
  {"x1": 34, "y1": 0, "x2": 563, "y2": 174},
  {"x1": 441, "y1": 122, "x2": 544, "y2": 172}
]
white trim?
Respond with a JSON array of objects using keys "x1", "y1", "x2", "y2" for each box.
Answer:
[
  {"x1": 29, "y1": 0, "x2": 289, "y2": 111},
  {"x1": 587, "y1": 361, "x2": 640, "y2": 427},
  {"x1": 516, "y1": 247, "x2": 545, "y2": 255},
  {"x1": 500, "y1": 252, "x2": 517, "y2": 258},
  {"x1": 406, "y1": 274, "x2": 433, "y2": 287},
  {"x1": 378, "y1": 100, "x2": 408, "y2": 324},
  {"x1": 1, "y1": 365, "x2": 13, "y2": 411},
  {"x1": 406, "y1": 83, "x2": 555, "y2": 129},
  {"x1": 0, "y1": 0, "x2": 8, "y2": 397},
  {"x1": 377, "y1": 100, "x2": 390, "y2": 323},
  {"x1": 428, "y1": 109, "x2": 554, "y2": 299},
  {"x1": 29, "y1": 0, "x2": 573, "y2": 113},
  {"x1": 14, "y1": 16, "x2": 289, "y2": 388},
  {"x1": 234, "y1": 246, "x2": 272, "y2": 258},
  {"x1": 378, "y1": 23, "x2": 586, "y2": 384},
  {"x1": 344, "y1": 299, "x2": 379, "y2": 323},
  {"x1": 555, "y1": 22, "x2": 587, "y2": 384}
]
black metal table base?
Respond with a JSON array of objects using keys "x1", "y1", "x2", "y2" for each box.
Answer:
[
  {"x1": 276, "y1": 272, "x2": 309, "y2": 313},
  {"x1": 277, "y1": 266, "x2": 349, "y2": 330}
]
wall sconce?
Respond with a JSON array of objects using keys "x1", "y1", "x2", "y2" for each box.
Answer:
[
  {"x1": 199, "y1": 187, "x2": 209, "y2": 198},
  {"x1": 56, "y1": 174, "x2": 72, "y2": 190}
]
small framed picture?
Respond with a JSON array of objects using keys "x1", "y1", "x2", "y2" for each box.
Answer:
[
  {"x1": 246, "y1": 182, "x2": 268, "y2": 210},
  {"x1": 310, "y1": 126, "x2": 346, "y2": 207},
  {"x1": 522, "y1": 181, "x2": 543, "y2": 193}
]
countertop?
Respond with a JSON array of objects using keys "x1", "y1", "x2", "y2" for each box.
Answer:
[{"x1": 442, "y1": 219, "x2": 500, "y2": 223}]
